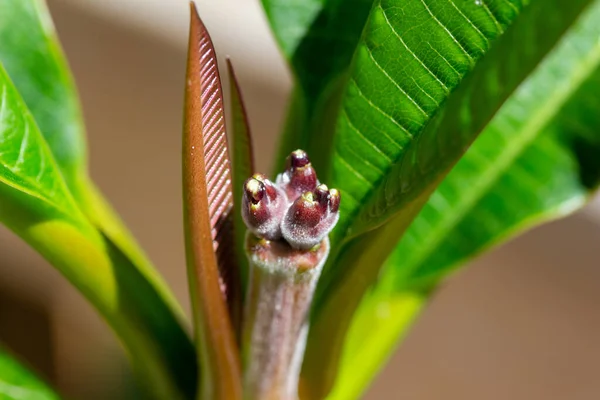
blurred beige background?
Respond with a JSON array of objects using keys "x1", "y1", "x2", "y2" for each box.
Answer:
[{"x1": 0, "y1": 0, "x2": 599, "y2": 399}]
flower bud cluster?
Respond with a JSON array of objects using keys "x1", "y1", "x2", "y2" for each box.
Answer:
[{"x1": 241, "y1": 150, "x2": 340, "y2": 250}]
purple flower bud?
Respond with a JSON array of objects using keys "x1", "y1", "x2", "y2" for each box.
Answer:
[
  {"x1": 288, "y1": 149, "x2": 311, "y2": 168},
  {"x1": 328, "y1": 188, "x2": 340, "y2": 213},
  {"x1": 276, "y1": 150, "x2": 318, "y2": 201},
  {"x1": 242, "y1": 174, "x2": 287, "y2": 240},
  {"x1": 281, "y1": 184, "x2": 341, "y2": 250}
]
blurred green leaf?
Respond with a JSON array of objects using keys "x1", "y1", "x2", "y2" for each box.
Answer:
[
  {"x1": 0, "y1": 0, "x2": 186, "y2": 324},
  {"x1": 0, "y1": 62, "x2": 196, "y2": 400},
  {"x1": 0, "y1": 350, "x2": 60, "y2": 400},
  {"x1": 0, "y1": 62, "x2": 84, "y2": 226},
  {"x1": 331, "y1": 2, "x2": 600, "y2": 396},
  {"x1": 0, "y1": 2, "x2": 195, "y2": 396},
  {"x1": 0, "y1": 0, "x2": 85, "y2": 184}
]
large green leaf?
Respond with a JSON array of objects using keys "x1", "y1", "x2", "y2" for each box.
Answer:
[
  {"x1": 0, "y1": 4, "x2": 195, "y2": 396},
  {"x1": 262, "y1": 0, "x2": 598, "y2": 397},
  {"x1": 330, "y1": 2, "x2": 600, "y2": 396},
  {"x1": 0, "y1": 62, "x2": 195, "y2": 399},
  {"x1": 0, "y1": 0, "x2": 185, "y2": 324},
  {"x1": 0, "y1": 349, "x2": 60, "y2": 400}
]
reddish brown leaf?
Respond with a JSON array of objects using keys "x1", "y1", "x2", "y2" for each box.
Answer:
[
  {"x1": 227, "y1": 58, "x2": 255, "y2": 293},
  {"x1": 182, "y1": 2, "x2": 242, "y2": 398}
]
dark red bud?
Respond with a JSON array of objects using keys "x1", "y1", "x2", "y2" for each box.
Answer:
[
  {"x1": 281, "y1": 187, "x2": 341, "y2": 250},
  {"x1": 329, "y1": 188, "x2": 341, "y2": 213},
  {"x1": 313, "y1": 184, "x2": 330, "y2": 211},
  {"x1": 287, "y1": 149, "x2": 310, "y2": 169},
  {"x1": 291, "y1": 192, "x2": 322, "y2": 227},
  {"x1": 253, "y1": 173, "x2": 279, "y2": 201},
  {"x1": 242, "y1": 174, "x2": 287, "y2": 240},
  {"x1": 244, "y1": 178, "x2": 265, "y2": 205},
  {"x1": 277, "y1": 150, "x2": 318, "y2": 201}
]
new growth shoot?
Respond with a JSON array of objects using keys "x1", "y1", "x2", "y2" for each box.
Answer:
[{"x1": 241, "y1": 150, "x2": 341, "y2": 400}]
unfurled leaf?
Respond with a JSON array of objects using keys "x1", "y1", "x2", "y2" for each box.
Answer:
[
  {"x1": 0, "y1": 349, "x2": 60, "y2": 400},
  {"x1": 0, "y1": 63, "x2": 196, "y2": 400},
  {"x1": 333, "y1": 3, "x2": 600, "y2": 396},
  {"x1": 183, "y1": 5, "x2": 242, "y2": 399},
  {"x1": 0, "y1": 3, "x2": 196, "y2": 398},
  {"x1": 0, "y1": 0, "x2": 186, "y2": 326}
]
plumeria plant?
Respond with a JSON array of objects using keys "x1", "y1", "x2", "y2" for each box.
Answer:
[{"x1": 1, "y1": 0, "x2": 600, "y2": 399}]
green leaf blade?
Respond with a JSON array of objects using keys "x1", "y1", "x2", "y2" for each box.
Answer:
[
  {"x1": 1, "y1": 1, "x2": 198, "y2": 397},
  {"x1": 294, "y1": 0, "x2": 598, "y2": 397},
  {"x1": 331, "y1": 0, "x2": 531, "y2": 241},
  {"x1": 262, "y1": 0, "x2": 375, "y2": 173},
  {"x1": 0, "y1": 61, "x2": 196, "y2": 400},
  {"x1": 332, "y1": 1, "x2": 600, "y2": 396},
  {"x1": 0, "y1": 0, "x2": 188, "y2": 331},
  {"x1": 400, "y1": 7, "x2": 600, "y2": 287},
  {"x1": 0, "y1": 64, "x2": 81, "y2": 222},
  {"x1": 0, "y1": 0, "x2": 86, "y2": 181},
  {"x1": 0, "y1": 350, "x2": 60, "y2": 400}
]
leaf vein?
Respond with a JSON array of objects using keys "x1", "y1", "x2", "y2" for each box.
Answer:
[
  {"x1": 426, "y1": 42, "x2": 462, "y2": 77},
  {"x1": 350, "y1": 77, "x2": 414, "y2": 139},
  {"x1": 419, "y1": 0, "x2": 476, "y2": 62},
  {"x1": 364, "y1": 45, "x2": 428, "y2": 116},
  {"x1": 379, "y1": 5, "x2": 450, "y2": 93},
  {"x1": 342, "y1": 109, "x2": 393, "y2": 164},
  {"x1": 447, "y1": 0, "x2": 491, "y2": 46},
  {"x1": 336, "y1": 149, "x2": 375, "y2": 188}
]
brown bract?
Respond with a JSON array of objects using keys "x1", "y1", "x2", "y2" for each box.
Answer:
[{"x1": 182, "y1": 2, "x2": 242, "y2": 398}]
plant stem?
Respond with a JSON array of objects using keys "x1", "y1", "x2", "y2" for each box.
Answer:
[{"x1": 242, "y1": 234, "x2": 329, "y2": 400}]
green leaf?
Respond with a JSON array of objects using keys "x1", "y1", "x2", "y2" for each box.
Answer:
[
  {"x1": 0, "y1": 349, "x2": 60, "y2": 400},
  {"x1": 261, "y1": 0, "x2": 375, "y2": 173},
  {"x1": 0, "y1": 0, "x2": 186, "y2": 325},
  {"x1": 263, "y1": 0, "x2": 599, "y2": 397},
  {"x1": 0, "y1": 63, "x2": 196, "y2": 400},
  {"x1": 0, "y1": 0, "x2": 85, "y2": 184},
  {"x1": 0, "y1": 3, "x2": 195, "y2": 396},
  {"x1": 0, "y1": 62, "x2": 84, "y2": 227},
  {"x1": 331, "y1": 2, "x2": 600, "y2": 396}
]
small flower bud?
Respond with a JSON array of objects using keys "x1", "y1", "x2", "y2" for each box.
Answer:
[
  {"x1": 328, "y1": 188, "x2": 340, "y2": 213},
  {"x1": 276, "y1": 149, "x2": 318, "y2": 200},
  {"x1": 242, "y1": 174, "x2": 287, "y2": 240},
  {"x1": 281, "y1": 184, "x2": 341, "y2": 250}
]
